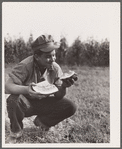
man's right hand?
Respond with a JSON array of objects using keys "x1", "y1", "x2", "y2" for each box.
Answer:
[{"x1": 28, "y1": 82, "x2": 48, "y2": 100}]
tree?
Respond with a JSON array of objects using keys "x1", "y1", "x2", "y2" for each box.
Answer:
[{"x1": 56, "y1": 37, "x2": 68, "y2": 64}]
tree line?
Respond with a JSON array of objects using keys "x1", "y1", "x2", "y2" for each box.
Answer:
[{"x1": 4, "y1": 34, "x2": 109, "y2": 66}]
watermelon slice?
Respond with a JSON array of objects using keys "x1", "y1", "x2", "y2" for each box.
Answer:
[
  {"x1": 32, "y1": 80, "x2": 58, "y2": 95},
  {"x1": 60, "y1": 70, "x2": 75, "y2": 80}
]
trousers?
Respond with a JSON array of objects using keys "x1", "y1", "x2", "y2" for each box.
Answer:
[{"x1": 6, "y1": 94, "x2": 76, "y2": 133}]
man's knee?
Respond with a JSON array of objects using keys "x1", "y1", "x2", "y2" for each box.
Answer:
[
  {"x1": 68, "y1": 100, "x2": 77, "y2": 115},
  {"x1": 6, "y1": 94, "x2": 29, "y2": 112},
  {"x1": 6, "y1": 95, "x2": 19, "y2": 118},
  {"x1": 6, "y1": 94, "x2": 19, "y2": 105},
  {"x1": 63, "y1": 97, "x2": 77, "y2": 116}
]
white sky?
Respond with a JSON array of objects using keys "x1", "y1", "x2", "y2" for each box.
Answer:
[{"x1": 2, "y1": 2, "x2": 119, "y2": 45}]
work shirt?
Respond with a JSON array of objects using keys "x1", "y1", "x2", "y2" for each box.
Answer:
[{"x1": 9, "y1": 55, "x2": 63, "y2": 87}]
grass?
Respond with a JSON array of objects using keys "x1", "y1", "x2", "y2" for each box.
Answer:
[{"x1": 4, "y1": 64, "x2": 110, "y2": 143}]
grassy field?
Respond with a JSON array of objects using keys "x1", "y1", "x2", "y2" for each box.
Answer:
[{"x1": 4, "y1": 64, "x2": 110, "y2": 143}]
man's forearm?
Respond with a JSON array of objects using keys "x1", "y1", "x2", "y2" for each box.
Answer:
[
  {"x1": 5, "y1": 83, "x2": 28, "y2": 95},
  {"x1": 54, "y1": 85, "x2": 66, "y2": 99}
]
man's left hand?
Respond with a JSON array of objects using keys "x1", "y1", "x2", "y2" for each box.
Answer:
[{"x1": 62, "y1": 77, "x2": 75, "y2": 88}]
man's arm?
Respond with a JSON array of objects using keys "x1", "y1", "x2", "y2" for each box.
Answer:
[
  {"x1": 54, "y1": 78, "x2": 75, "y2": 99},
  {"x1": 5, "y1": 78, "x2": 28, "y2": 94},
  {"x1": 5, "y1": 78, "x2": 48, "y2": 100},
  {"x1": 54, "y1": 84, "x2": 66, "y2": 99}
]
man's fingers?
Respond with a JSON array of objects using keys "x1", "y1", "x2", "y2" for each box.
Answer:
[
  {"x1": 64, "y1": 78, "x2": 74, "y2": 85},
  {"x1": 29, "y1": 89, "x2": 48, "y2": 99},
  {"x1": 69, "y1": 78, "x2": 74, "y2": 84},
  {"x1": 31, "y1": 82, "x2": 36, "y2": 86},
  {"x1": 62, "y1": 78, "x2": 74, "y2": 88}
]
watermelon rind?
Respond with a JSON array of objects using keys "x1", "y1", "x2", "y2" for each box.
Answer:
[
  {"x1": 32, "y1": 80, "x2": 58, "y2": 95},
  {"x1": 60, "y1": 70, "x2": 75, "y2": 80}
]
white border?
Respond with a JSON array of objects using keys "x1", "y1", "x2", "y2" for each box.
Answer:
[{"x1": 2, "y1": 2, "x2": 120, "y2": 148}]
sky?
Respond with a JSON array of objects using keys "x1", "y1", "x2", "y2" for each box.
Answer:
[{"x1": 2, "y1": 2, "x2": 119, "y2": 45}]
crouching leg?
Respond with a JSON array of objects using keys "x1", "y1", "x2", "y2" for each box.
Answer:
[
  {"x1": 33, "y1": 97, "x2": 76, "y2": 128},
  {"x1": 6, "y1": 94, "x2": 34, "y2": 139}
]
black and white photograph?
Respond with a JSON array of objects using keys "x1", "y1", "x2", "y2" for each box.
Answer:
[{"x1": 2, "y1": 2, "x2": 120, "y2": 148}]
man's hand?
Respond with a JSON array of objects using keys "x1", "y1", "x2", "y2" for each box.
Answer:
[
  {"x1": 62, "y1": 77, "x2": 75, "y2": 88},
  {"x1": 62, "y1": 73, "x2": 78, "y2": 88},
  {"x1": 28, "y1": 82, "x2": 48, "y2": 100}
]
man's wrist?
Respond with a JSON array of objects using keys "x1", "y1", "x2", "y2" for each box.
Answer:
[
  {"x1": 25, "y1": 86, "x2": 29, "y2": 94},
  {"x1": 61, "y1": 83, "x2": 67, "y2": 89}
]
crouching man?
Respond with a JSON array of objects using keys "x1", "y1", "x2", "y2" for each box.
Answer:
[{"x1": 5, "y1": 34, "x2": 76, "y2": 143}]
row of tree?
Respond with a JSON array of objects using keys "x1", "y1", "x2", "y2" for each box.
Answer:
[{"x1": 4, "y1": 34, "x2": 109, "y2": 66}]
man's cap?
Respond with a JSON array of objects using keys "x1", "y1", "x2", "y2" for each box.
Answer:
[{"x1": 32, "y1": 34, "x2": 60, "y2": 53}]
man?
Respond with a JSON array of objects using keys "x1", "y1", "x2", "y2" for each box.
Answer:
[{"x1": 5, "y1": 34, "x2": 77, "y2": 143}]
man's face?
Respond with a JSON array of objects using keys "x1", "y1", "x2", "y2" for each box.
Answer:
[{"x1": 36, "y1": 50, "x2": 56, "y2": 68}]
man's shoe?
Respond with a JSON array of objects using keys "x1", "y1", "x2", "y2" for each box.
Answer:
[
  {"x1": 10, "y1": 130, "x2": 23, "y2": 138},
  {"x1": 34, "y1": 116, "x2": 50, "y2": 131},
  {"x1": 6, "y1": 136, "x2": 16, "y2": 144}
]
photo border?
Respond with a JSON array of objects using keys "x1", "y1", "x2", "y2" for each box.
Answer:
[{"x1": 1, "y1": 0, "x2": 121, "y2": 148}]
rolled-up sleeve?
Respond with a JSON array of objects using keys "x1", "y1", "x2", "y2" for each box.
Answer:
[{"x1": 9, "y1": 63, "x2": 28, "y2": 85}]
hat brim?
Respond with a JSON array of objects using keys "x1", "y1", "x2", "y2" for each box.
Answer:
[{"x1": 40, "y1": 44, "x2": 60, "y2": 52}]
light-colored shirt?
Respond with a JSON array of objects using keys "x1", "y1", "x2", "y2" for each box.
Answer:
[{"x1": 9, "y1": 55, "x2": 63, "y2": 86}]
